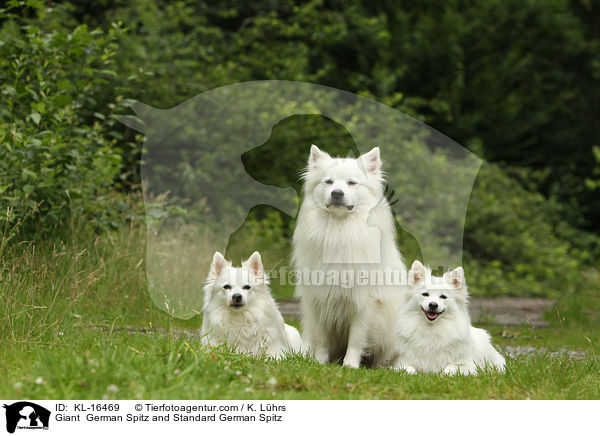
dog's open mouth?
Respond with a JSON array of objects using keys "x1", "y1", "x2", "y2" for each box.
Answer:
[
  {"x1": 228, "y1": 303, "x2": 245, "y2": 309},
  {"x1": 423, "y1": 309, "x2": 444, "y2": 321}
]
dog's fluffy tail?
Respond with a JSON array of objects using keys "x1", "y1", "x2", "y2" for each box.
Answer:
[
  {"x1": 471, "y1": 327, "x2": 506, "y2": 372},
  {"x1": 284, "y1": 323, "x2": 303, "y2": 354}
]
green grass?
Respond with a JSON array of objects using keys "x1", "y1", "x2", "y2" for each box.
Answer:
[
  {"x1": 1, "y1": 224, "x2": 599, "y2": 399},
  {"x1": 2, "y1": 327, "x2": 599, "y2": 400}
]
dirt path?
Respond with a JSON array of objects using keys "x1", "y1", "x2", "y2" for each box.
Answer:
[{"x1": 276, "y1": 297, "x2": 556, "y2": 327}]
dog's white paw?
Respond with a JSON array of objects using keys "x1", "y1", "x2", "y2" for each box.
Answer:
[
  {"x1": 459, "y1": 366, "x2": 479, "y2": 376},
  {"x1": 315, "y1": 348, "x2": 329, "y2": 364},
  {"x1": 342, "y1": 354, "x2": 361, "y2": 369},
  {"x1": 395, "y1": 365, "x2": 417, "y2": 375},
  {"x1": 443, "y1": 364, "x2": 459, "y2": 376},
  {"x1": 342, "y1": 360, "x2": 360, "y2": 369},
  {"x1": 271, "y1": 351, "x2": 284, "y2": 361},
  {"x1": 405, "y1": 365, "x2": 417, "y2": 374}
]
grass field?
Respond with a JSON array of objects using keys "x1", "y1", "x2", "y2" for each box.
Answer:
[{"x1": 1, "y1": 223, "x2": 599, "y2": 400}]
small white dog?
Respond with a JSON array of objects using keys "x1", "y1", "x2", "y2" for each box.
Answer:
[
  {"x1": 393, "y1": 260, "x2": 506, "y2": 375},
  {"x1": 201, "y1": 251, "x2": 302, "y2": 358},
  {"x1": 293, "y1": 145, "x2": 406, "y2": 368}
]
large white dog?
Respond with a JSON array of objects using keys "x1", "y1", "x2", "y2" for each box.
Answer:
[{"x1": 293, "y1": 145, "x2": 406, "y2": 368}]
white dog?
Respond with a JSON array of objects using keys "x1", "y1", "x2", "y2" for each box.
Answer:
[
  {"x1": 293, "y1": 145, "x2": 406, "y2": 368},
  {"x1": 393, "y1": 260, "x2": 506, "y2": 375},
  {"x1": 201, "y1": 251, "x2": 302, "y2": 358}
]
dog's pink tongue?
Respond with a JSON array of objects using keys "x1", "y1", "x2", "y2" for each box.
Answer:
[{"x1": 428, "y1": 312, "x2": 437, "y2": 320}]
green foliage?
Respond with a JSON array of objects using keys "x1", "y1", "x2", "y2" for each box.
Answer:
[
  {"x1": 0, "y1": 0, "x2": 598, "y2": 301},
  {"x1": 0, "y1": 5, "x2": 135, "y2": 236},
  {"x1": 585, "y1": 146, "x2": 600, "y2": 191},
  {"x1": 59, "y1": 0, "x2": 600, "y2": 236},
  {"x1": 464, "y1": 164, "x2": 584, "y2": 297}
]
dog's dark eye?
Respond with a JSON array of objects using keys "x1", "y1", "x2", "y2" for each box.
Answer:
[
  {"x1": 325, "y1": 179, "x2": 334, "y2": 185},
  {"x1": 348, "y1": 180, "x2": 357, "y2": 185},
  {"x1": 223, "y1": 284, "x2": 231, "y2": 290},
  {"x1": 243, "y1": 285, "x2": 251, "y2": 290},
  {"x1": 440, "y1": 295, "x2": 447, "y2": 299},
  {"x1": 421, "y1": 292, "x2": 429, "y2": 297}
]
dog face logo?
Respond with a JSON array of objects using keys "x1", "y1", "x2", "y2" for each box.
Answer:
[
  {"x1": 118, "y1": 81, "x2": 482, "y2": 317},
  {"x1": 3, "y1": 402, "x2": 50, "y2": 433}
]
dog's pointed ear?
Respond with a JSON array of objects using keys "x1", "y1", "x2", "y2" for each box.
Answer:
[
  {"x1": 444, "y1": 266, "x2": 465, "y2": 289},
  {"x1": 359, "y1": 147, "x2": 381, "y2": 175},
  {"x1": 309, "y1": 144, "x2": 331, "y2": 168},
  {"x1": 243, "y1": 251, "x2": 264, "y2": 276},
  {"x1": 409, "y1": 260, "x2": 427, "y2": 285},
  {"x1": 209, "y1": 251, "x2": 229, "y2": 279}
]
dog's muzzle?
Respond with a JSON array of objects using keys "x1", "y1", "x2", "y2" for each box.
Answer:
[
  {"x1": 229, "y1": 293, "x2": 244, "y2": 308},
  {"x1": 327, "y1": 190, "x2": 354, "y2": 210}
]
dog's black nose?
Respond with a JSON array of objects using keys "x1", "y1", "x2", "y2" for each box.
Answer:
[
  {"x1": 232, "y1": 293, "x2": 242, "y2": 304},
  {"x1": 331, "y1": 189, "x2": 344, "y2": 200},
  {"x1": 429, "y1": 301, "x2": 438, "y2": 311}
]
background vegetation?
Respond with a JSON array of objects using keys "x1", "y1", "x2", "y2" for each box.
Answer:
[{"x1": 0, "y1": 0, "x2": 599, "y2": 399}]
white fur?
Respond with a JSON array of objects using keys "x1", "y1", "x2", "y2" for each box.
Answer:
[
  {"x1": 293, "y1": 145, "x2": 406, "y2": 368},
  {"x1": 201, "y1": 251, "x2": 302, "y2": 358},
  {"x1": 393, "y1": 261, "x2": 506, "y2": 375}
]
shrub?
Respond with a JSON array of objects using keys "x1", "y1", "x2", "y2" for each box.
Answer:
[
  {"x1": 0, "y1": 4, "x2": 131, "y2": 238},
  {"x1": 463, "y1": 163, "x2": 592, "y2": 297}
]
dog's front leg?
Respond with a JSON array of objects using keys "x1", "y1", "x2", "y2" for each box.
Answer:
[
  {"x1": 304, "y1": 335, "x2": 328, "y2": 364},
  {"x1": 342, "y1": 311, "x2": 369, "y2": 369},
  {"x1": 306, "y1": 328, "x2": 329, "y2": 364},
  {"x1": 301, "y1": 305, "x2": 330, "y2": 363}
]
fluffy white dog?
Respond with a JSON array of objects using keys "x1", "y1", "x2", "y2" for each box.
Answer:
[
  {"x1": 201, "y1": 251, "x2": 302, "y2": 358},
  {"x1": 393, "y1": 260, "x2": 506, "y2": 375},
  {"x1": 293, "y1": 145, "x2": 406, "y2": 368}
]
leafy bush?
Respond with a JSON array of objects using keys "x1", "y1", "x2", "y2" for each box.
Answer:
[
  {"x1": 0, "y1": 4, "x2": 131, "y2": 238},
  {"x1": 463, "y1": 163, "x2": 594, "y2": 297}
]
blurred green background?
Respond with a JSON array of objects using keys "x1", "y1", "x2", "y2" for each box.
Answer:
[{"x1": 1, "y1": 0, "x2": 599, "y2": 304}]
